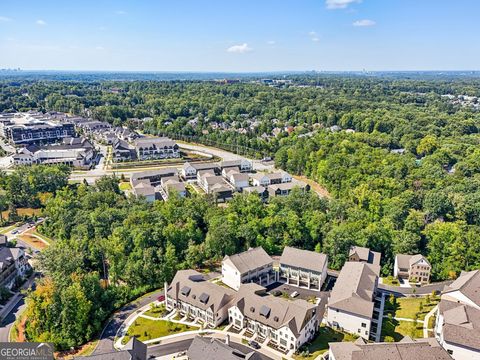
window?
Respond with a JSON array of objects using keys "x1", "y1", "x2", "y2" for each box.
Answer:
[
  {"x1": 361, "y1": 323, "x2": 366, "y2": 328},
  {"x1": 447, "y1": 350, "x2": 453, "y2": 355}
]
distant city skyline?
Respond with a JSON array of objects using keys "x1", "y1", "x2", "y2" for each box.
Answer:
[{"x1": 0, "y1": 0, "x2": 479, "y2": 72}]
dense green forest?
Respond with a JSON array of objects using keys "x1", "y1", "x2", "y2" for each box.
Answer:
[{"x1": 1, "y1": 74, "x2": 480, "y2": 349}]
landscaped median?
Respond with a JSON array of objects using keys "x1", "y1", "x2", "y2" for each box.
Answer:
[{"x1": 121, "y1": 318, "x2": 198, "y2": 344}]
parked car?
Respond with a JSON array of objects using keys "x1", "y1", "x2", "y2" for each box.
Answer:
[
  {"x1": 157, "y1": 294, "x2": 165, "y2": 302},
  {"x1": 248, "y1": 340, "x2": 260, "y2": 349},
  {"x1": 272, "y1": 290, "x2": 282, "y2": 297},
  {"x1": 11, "y1": 229, "x2": 18, "y2": 234},
  {"x1": 176, "y1": 351, "x2": 187, "y2": 356},
  {"x1": 290, "y1": 291, "x2": 299, "y2": 298}
]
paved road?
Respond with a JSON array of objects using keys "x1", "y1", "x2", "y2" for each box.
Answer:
[
  {"x1": 148, "y1": 337, "x2": 273, "y2": 360},
  {"x1": 378, "y1": 280, "x2": 453, "y2": 296},
  {"x1": 0, "y1": 296, "x2": 26, "y2": 342},
  {"x1": 92, "y1": 289, "x2": 165, "y2": 355}
]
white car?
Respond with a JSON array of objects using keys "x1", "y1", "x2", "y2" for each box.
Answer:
[{"x1": 290, "y1": 291, "x2": 299, "y2": 298}]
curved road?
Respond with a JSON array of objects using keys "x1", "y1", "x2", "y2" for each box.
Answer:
[{"x1": 92, "y1": 289, "x2": 164, "y2": 355}]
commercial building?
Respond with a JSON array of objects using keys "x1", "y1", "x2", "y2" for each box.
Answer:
[
  {"x1": 0, "y1": 112, "x2": 76, "y2": 145},
  {"x1": 327, "y1": 262, "x2": 380, "y2": 340},
  {"x1": 279, "y1": 246, "x2": 328, "y2": 291},
  {"x1": 222, "y1": 247, "x2": 274, "y2": 291}
]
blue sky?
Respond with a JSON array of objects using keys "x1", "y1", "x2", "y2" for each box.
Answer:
[{"x1": 0, "y1": 0, "x2": 479, "y2": 71}]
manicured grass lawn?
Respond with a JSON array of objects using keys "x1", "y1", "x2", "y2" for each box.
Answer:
[
  {"x1": 123, "y1": 318, "x2": 197, "y2": 344},
  {"x1": 381, "y1": 318, "x2": 423, "y2": 341},
  {"x1": 143, "y1": 304, "x2": 167, "y2": 318},
  {"x1": 382, "y1": 276, "x2": 400, "y2": 286},
  {"x1": 294, "y1": 326, "x2": 357, "y2": 360},
  {"x1": 119, "y1": 182, "x2": 132, "y2": 191},
  {"x1": 385, "y1": 297, "x2": 439, "y2": 320}
]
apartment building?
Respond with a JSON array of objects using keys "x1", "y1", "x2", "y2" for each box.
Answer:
[
  {"x1": 278, "y1": 246, "x2": 328, "y2": 291},
  {"x1": 134, "y1": 137, "x2": 180, "y2": 160},
  {"x1": 222, "y1": 247, "x2": 274, "y2": 291},
  {"x1": 327, "y1": 262, "x2": 380, "y2": 340}
]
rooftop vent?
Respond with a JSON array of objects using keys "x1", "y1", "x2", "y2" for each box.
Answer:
[
  {"x1": 260, "y1": 305, "x2": 271, "y2": 318},
  {"x1": 181, "y1": 286, "x2": 191, "y2": 296},
  {"x1": 199, "y1": 292, "x2": 210, "y2": 304}
]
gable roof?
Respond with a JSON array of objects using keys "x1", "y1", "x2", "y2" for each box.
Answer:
[
  {"x1": 223, "y1": 247, "x2": 273, "y2": 274},
  {"x1": 187, "y1": 336, "x2": 259, "y2": 360},
  {"x1": 328, "y1": 337, "x2": 452, "y2": 360},
  {"x1": 75, "y1": 338, "x2": 146, "y2": 360},
  {"x1": 349, "y1": 246, "x2": 381, "y2": 266},
  {"x1": 395, "y1": 254, "x2": 430, "y2": 270},
  {"x1": 280, "y1": 246, "x2": 328, "y2": 273},
  {"x1": 232, "y1": 283, "x2": 317, "y2": 336},
  {"x1": 134, "y1": 137, "x2": 177, "y2": 148},
  {"x1": 328, "y1": 262, "x2": 379, "y2": 318},
  {"x1": 167, "y1": 270, "x2": 235, "y2": 313},
  {"x1": 443, "y1": 270, "x2": 480, "y2": 307},
  {"x1": 439, "y1": 299, "x2": 480, "y2": 350}
]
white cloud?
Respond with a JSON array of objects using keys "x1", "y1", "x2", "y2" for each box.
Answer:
[
  {"x1": 36, "y1": 19, "x2": 47, "y2": 26},
  {"x1": 326, "y1": 0, "x2": 361, "y2": 9},
  {"x1": 353, "y1": 19, "x2": 376, "y2": 27},
  {"x1": 115, "y1": 10, "x2": 127, "y2": 15},
  {"x1": 227, "y1": 43, "x2": 252, "y2": 53},
  {"x1": 309, "y1": 31, "x2": 320, "y2": 42},
  {"x1": 0, "y1": 16, "x2": 12, "y2": 22}
]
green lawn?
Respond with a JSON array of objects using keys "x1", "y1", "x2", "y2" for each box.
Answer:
[
  {"x1": 294, "y1": 326, "x2": 357, "y2": 360},
  {"x1": 32, "y1": 230, "x2": 55, "y2": 244},
  {"x1": 385, "y1": 297, "x2": 439, "y2": 320},
  {"x1": 381, "y1": 318, "x2": 423, "y2": 341},
  {"x1": 123, "y1": 318, "x2": 197, "y2": 344},
  {"x1": 0, "y1": 224, "x2": 16, "y2": 234},
  {"x1": 382, "y1": 276, "x2": 400, "y2": 286},
  {"x1": 119, "y1": 182, "x2": 132, "y2": 191},
  {"x1": 143, "y1": 304, "x2": 167, "y2": 318}
]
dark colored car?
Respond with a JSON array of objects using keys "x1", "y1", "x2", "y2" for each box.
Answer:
[
  {"x1": 248, "y1": 340, "x2": 260, "y2": 349},
  {"x1": 272, "y1": 290, "x2": 282, "y2": 297}
]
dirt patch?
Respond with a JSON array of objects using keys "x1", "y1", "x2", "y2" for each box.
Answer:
[
  {"x1": 18, "y1": 232, "x2": 48, "y2": 250},
  {"x1": 293, "y1": 175, "x2": 331, "y2": 198},
  {"x1": 1, "y1": 208, "x2": 42, "y2": 219}
]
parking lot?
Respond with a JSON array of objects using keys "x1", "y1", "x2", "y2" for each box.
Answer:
[{"x1": 265, "y1": 282, "x2": 329, "y2": 302}]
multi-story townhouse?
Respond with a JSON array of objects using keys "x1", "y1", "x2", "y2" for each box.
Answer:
[
  {"x1": 165, "y1": 270, "x2": 236, "y2": 328},
  {"x1": 228, "y1": 283, "x2": 319, "y2": 352},
  {"x1": 222, "y1": 247, "x2": 275, "y2": 291},
  {"x1": 219, "y1": 159, "x2": 253, "y2": 173},
  {"x1": 134, "y1": 137, "x2": 180, "y2": 160},
  {"x1": 0, "y1": 245, "x2": 30, "y2": 290},
  {"x1": 278, "y1": 246, "x2": 328, "y2": 291}
]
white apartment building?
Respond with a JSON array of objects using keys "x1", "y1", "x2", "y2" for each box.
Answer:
[
  {"x1": 222, "y1": 247, "x2": 274, "y2": 291},
  {"x1": 278, "y1": 246, "x2": 328, "y2": 291},
  {"x1": 327, "y1": 262, "x2": 380, "y2": 340}
]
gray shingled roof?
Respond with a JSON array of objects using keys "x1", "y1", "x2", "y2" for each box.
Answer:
[
  {"x1": 396, "y1": 254, "x2": 430, "y2": 270},
  {"x1": 167, "y1": 270, "x2": 235, "y2": 313},
  {"x1": 443, "y1": 270, "x2": 480, "y2": 307},
  {"x1": 223, "y1": 247, "x2": 273, "y2": 274},
  {"x1": 328, "y1": 262, "x2": 379, "y2": 318},
  {"x1": 232, "y1": 283, "x2": 317, "y2": 336},
  {"x1": 187, "y1": 336, "x2": 259, "y2": 360},
  {"x1": 75, "y1": 338, "x2": 146, "y2": 360},
  {"x1": 349, "y1": 246, "x2": 381, "y2": 266},
  {"x1": 280, "y1": 246, "x2": 328, "y2": 273},
  {"x1": 329, "y1": 337, "x2": 452, "y2": 360}
]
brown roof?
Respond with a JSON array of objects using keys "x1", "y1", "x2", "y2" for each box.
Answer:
[
  {"x1": 223, "y1": 247, "x2": 273, "y2": 274},
  {"x1": 187, "y1": 336, "x2": 259, "y2": 360},
  {"x1": 280, "y1": 246, "x2": 328, "y2": 274},
  {"x1": 329, "y1": 337, "x2": 452, "y2": 360},
  {"x1": 395, "y1": 254, "x2": 430, "y2": 270},
  {"x1": 328, "y1": 262, "x2": 379, "y2": 318}
]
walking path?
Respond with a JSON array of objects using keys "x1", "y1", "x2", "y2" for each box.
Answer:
[{"x1": 423, "y1": 305, "x2": 438, "y2": 338}]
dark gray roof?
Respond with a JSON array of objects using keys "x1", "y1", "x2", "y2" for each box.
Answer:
[
  {"x1": 75, "y1": 338, "x2": 146, "y2": 360},
  {"x1": 187, "y1": 336, "x2": 259, "y2": 360}
]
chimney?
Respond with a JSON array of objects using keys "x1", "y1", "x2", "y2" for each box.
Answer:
[{"x1": 225, "y1": 334, "x2": 230, "y2": 346}]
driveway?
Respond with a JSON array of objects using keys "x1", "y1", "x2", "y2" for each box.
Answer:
[
  {"x1": 92, "y1": 288, "x2": 165, "y2": 355},
  {"x1": 378, "y1": 280, "x2": 453, "y2": 296}
]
